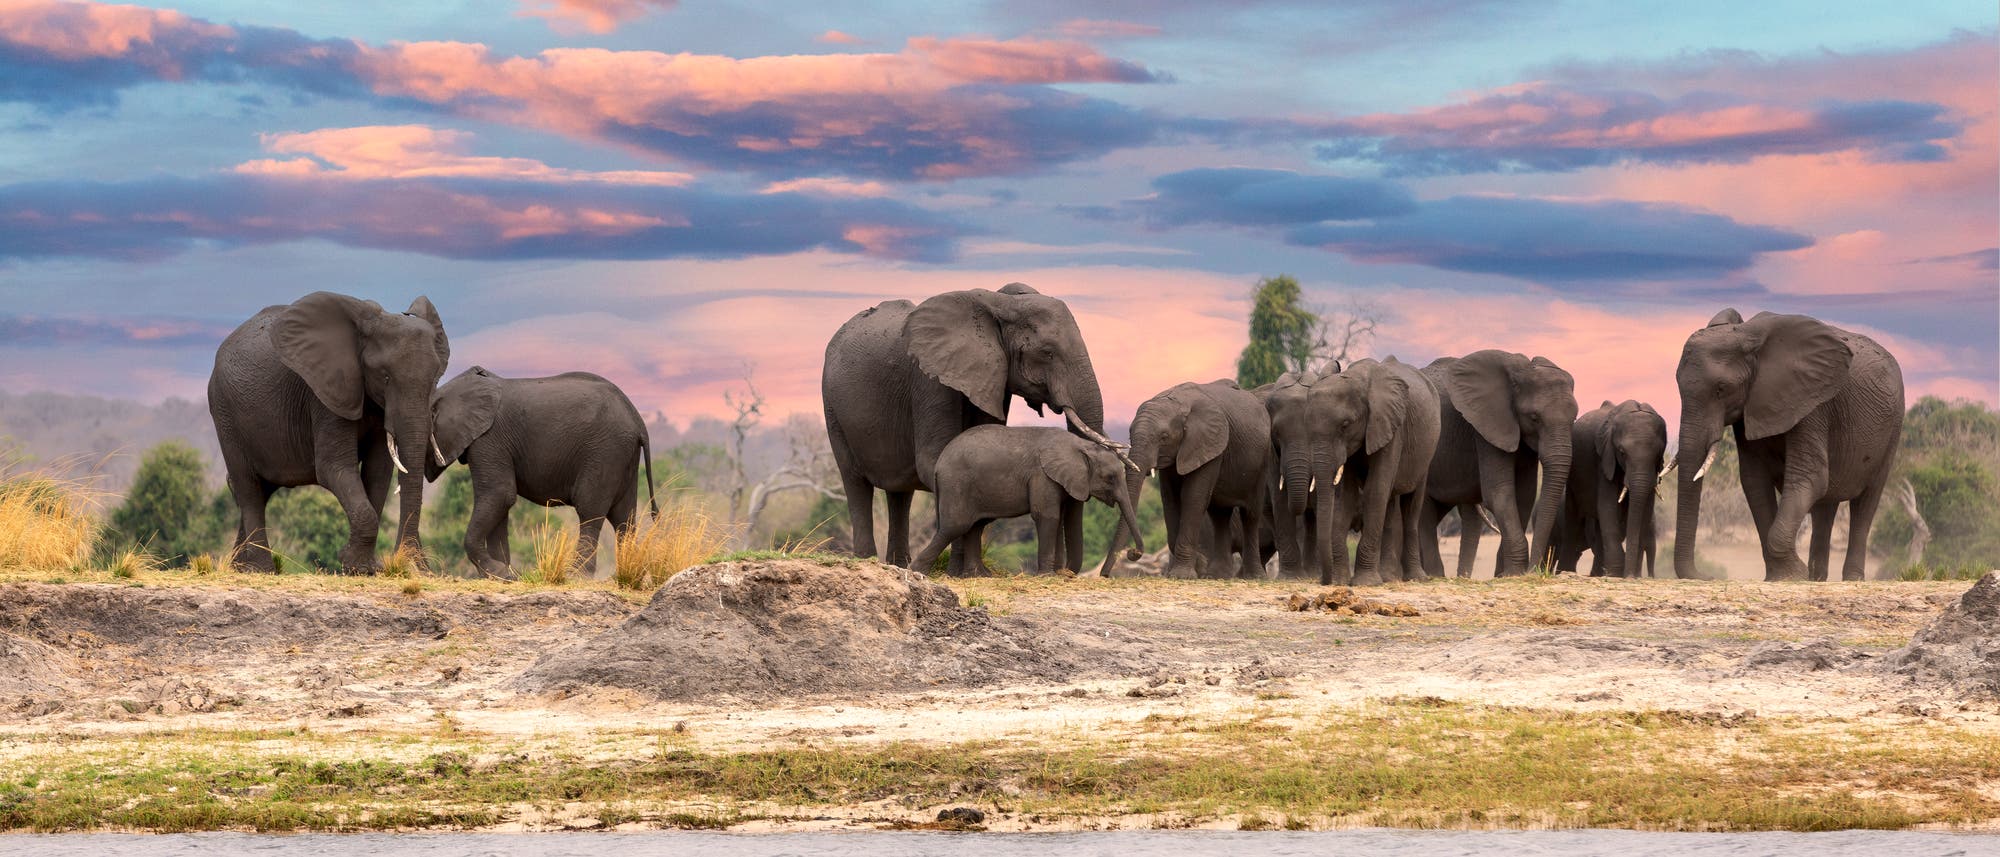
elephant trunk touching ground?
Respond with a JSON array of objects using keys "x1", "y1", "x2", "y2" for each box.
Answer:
[
  {"x1": 1625, "y1": 466, "x2": 1657, "y2": 576},
  {"x1": 1673, "y1": 411, "x2": 1726, "y2": 579},
  {"x1": 386, "y1": 391, "x2": 434, "y2": 558},
  {"x1": 1526, "y1": 427, "x2": 1572, "y2": 572},
  {"x1": 1101, "y1": 411, "x2": 1158, "y2": 570}
]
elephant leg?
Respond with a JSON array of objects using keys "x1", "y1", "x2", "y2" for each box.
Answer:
[
  {"x1": 1036, "y1": 507, "x2": 1066, "y2": 575},
  {"x1": 913, "y1": 515, "x2": 973, "y2": 575},
  {"x1": 1418, "y1": 498, "x2": 1444, "y2": 580},
  {"x1": 1241, "y1": 499, "x2": 1271, "y2": 580},
  {"x1": 840, "y1": 477, "x2": 879, "y2": 561},
  {"x1": 1482, "y1": 447, "x2": 1530, "y2": 576},
  {"x1": 1062, "y1": 499, "x2": 1085, "y2": 574},
  {"x1": 1807, "y1": 501, "x2": 1838, "y2": 582},
  {"x1": 883, "y1": 491, "x2": 914, "y2": 567},
  {"x1": 1399, "y1": 488, "x2": 1427, "y2": 582},
  {"x1": 1354, "y1": 448, "x2": 1403, "y2": 585},
  {"x1": 1205, "y1": 507, "x2": 1235, "y2": 578},
  {"x1": 1843, "y1": 477, "x2": 1886, "y2": 582},
  {"x1": 314, "y1": 431, "x2": 380, "y2": 575},
  {"x1": 1736, "y1": 446, "x2": 1781, "y2": 561},
  {"x1": 1170, "y1": 469, "x2": 1218, "y2": 579},
  {"x1": 573, "y1": 513, "x2": 605, "y2": 579},
  {"x1": 488, "y1": 514, "x2": 511, "y2": 572},
  {"x1": 1763, "y1": 487, "x2": 1814, "y2": 582},
  {"x1": 361, "y1": 435, "x2": 393, "y2": 528},
  {"x1": 1455, "y1": 504, "x2": 1483, "y2": 579},
  {"x1": 226, "y1": 471, "x2": 276, "y2": 573},
  {"x1": 1268, "y1": 477, "x2": 1304, "y2": 577},
  {"x1": 465, "y1": 489, "x2": 516, "y2": 579},
  {"x1": 951, "y1": 520, "x2": 993, "y2": 577},
  {"x1": 1596, "y1": 486, "x2": 1626, "y2": 578}
]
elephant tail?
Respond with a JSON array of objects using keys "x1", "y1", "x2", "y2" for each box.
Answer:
[{"x1": 642, "y1": 436, "x2": 659, "y2": 519}]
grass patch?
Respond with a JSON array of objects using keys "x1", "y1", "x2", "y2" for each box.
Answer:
[
  {"x1": 0, "y1": 461, "x2": 100, "y2": 571},
  {"x1": 4, "y1": 701, "x2": 1997, "y2": 832},
  {"x1": 519, "y1": 515, "x2": 578, "y2": 586},
  {"x1": 704, "y1": 548, "x2": 860, "y2": 566},
  {"x1": 1896, "y1": 562, "x2": 1992, "y2": 581},
  {"x1": 614, "y1": 493, "x2": 736, "y2": 591}
]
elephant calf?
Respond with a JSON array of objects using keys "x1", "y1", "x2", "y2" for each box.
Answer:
[
  {"x1": 1556, "y1": 399, "x2": 1667, "y2": 578},
  {"x1": 428, "y1": 367, "x2": 657, "y2": 579},
  {"x1": 913, "y1": 425, "x2": 1143, "y2": 576}
]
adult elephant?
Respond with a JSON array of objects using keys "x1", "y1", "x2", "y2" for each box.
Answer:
[
  {"x1": 1317, "y1": 358, "x2": 1441, "y2": 586},
  {"x1": 209, "y1": 292, "x2": 449, "y2": 574},
  {"x1": 428, "y1": 367, "x2": 657, "y2": 579},
  {"x1": 1672, "y1": 310, "x2": 1903, "y2": 581},
  {"x1": 1418, "y1": 350, "x2": 1577, "y2": 578},
  {"x1": 1265, "y1": 364, "x2": 1360, "y2": 580},
  {"x1": 1101, "y1": 379, "x2": 1270, "y2": 580},
  {"x1": 823, "y1": 284, "x2": 1109, "y2": 575},
  {"x1": 1556, "y1": 400, "x2": 1666, "y2": 578}
]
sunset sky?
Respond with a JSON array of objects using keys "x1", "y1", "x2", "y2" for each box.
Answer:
[{"x1": 0, "y1": 0, "x2": 1993, "y2": 434}]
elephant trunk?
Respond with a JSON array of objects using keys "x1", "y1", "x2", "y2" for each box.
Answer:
[
  {"x1": 1315, "y1": 454, "x2": 1343, "y2": 586},
  {"x1": 1283, "y1": 450, "x2": 1312, "y2": 517},
  {"x1": 1100, "y1": 419, "x2": 1155, "y2": 573},
  {"x1": 1673, "y1": 422, "x2": 1716, "y2": 580},
  {"x1": 1115, "y1": 479, "x2": 1145, "y2": 557},
  {"x1": 389, "y1": 397, "x2": 430, "y2": 566},
  {"x1": 1624, "y1": 468, "x2": 1655, "y2": 578},
  {"x1": 1527, "y1": 429, "x2": 1571, "y2": 572}
]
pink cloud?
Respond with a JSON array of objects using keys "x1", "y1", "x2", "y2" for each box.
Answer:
[
  {"x1": 234, "y1": 124, "x2": 694, "y2": 185},
  {"x1": 0, "y1": 0, "x2": 229, "y2": 69},
  {"x1": 759, "y1": 176, "x2": 890, "y2": 197},
  {"x1": 815, "y1": 29, "x2": 865, "y2": 45},
  {"x1": 516, "y1": 0, "x2": 675, "y2": 34}
]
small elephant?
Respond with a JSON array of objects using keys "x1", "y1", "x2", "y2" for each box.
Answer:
[
  {"x1": 1673, "y1": 310, "x2": 1903, "y2": 581},
  {"x1": 209, "y1": 292, "x2": 449, "y2": 574},
  {"x1": 823, "y1": 284, "x2": 1108, "y2": 576},
  {"x1": 428, "y1": 367, "x2": 657, "y2": 579},
  {"x1": 1262, "y1": 363, "x2": 1341, "y2": 579},
  {"x1": 1419, "y1": 350, "x2": 1578, "y2": 578},
  {"x1": 1102, "y1": 379, "x2": 1270, "y2": 580},
  {"x1": 1556, "y1": 400, "x2": 1667, "y2": 578},
  {"x1": 1317, "y1": 358, "x2": 1441, "y2": 586},
  {"x1": 913, "y1": 426, "x2": 1142, "y2": 576}
]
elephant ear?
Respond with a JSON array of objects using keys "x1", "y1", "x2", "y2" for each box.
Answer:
[
  {"x1": 431, "y1": 367, "x2": 502, "y2": 477},
  {"x1": 1708, "y1": 307, "x2": 1744, "y2": 328},
  {"x1": 1039, "y1": 441, "x2": 1092, "y2": 501},
  {"x1": 407, "y1": 295, "x2": 449, "y2": 369},
  {"x1": 1176, "y1": 392, "x2": 1230, "y2": 473},
  {"x1": 1742, "y1": 313, "x2": 1853, "y2": 440},
  {"x1": 1446, "y1": 350, "x2": 1522, "y2": 453},
  {"x1": 906, "y1": 290, "x2": 1008, "y2": 421},
  {"x1": 270, "y1": 291, "x2": 370, "y2": 421},
  {"x1": 1365, "y1": 371, "x2": 1409, "y2": 455}
]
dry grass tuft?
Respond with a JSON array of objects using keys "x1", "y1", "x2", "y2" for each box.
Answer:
[
  {"x1": 0, "y1": 462, "x2": 100, "y2": 571},
  {"x1": 102, "y1": 548, "x2": 162, "y2": 580},
  {"x1": 378, "y1": 544, "x2": 424, "y2": 579},
  {"x1": 614, "y1": 494, "x2": 736, "y2": 591},
  {"x1": 521, "y1": 514, "x2": 578, "y2": 586}
]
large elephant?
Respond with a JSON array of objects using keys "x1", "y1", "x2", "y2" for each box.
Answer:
[
  {"x1": 823, "y1": 284, "x2": 1108, "y2": 575},
  {"x1": 1418, "y1": 350, "x2": 1577, "y2": 578},
  {"x1": 1318, "y1": 358, "x2": 1441, "y2": 586},
  {"x1": 428, "y1": 367, "x2": 657, "y2": 579},
  {"x1": 913, "y1": 426, "x2": 1142, "y2": 575},
  {"x1": 1556, "y1": 399, "x2": 1666, "y2": 578},
  {"x1": 1672, "y1": 310, "x2": 1903, "y2": 581},
  {"x1": 1262, "y1": 364, "x2": 1340, "y2": 579},
  {"x1": 1100, "y1": 379, "x2": 1270, "y2": 579},
  {"x1": 209, "y1": 292, "x2": 449, "y2": 574}
]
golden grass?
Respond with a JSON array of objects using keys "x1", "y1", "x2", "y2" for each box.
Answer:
[
  {"x1": 614, "y1": 493, "x2": 736, "y2": 591},
  {"x1": 102, "y1": 547, "x2": 162, "y2": 579},
  {"x1": 0, "y1": 463, "x2": 100, "y2": 571},
  {"x1": 520, "y1": 514, "x2": 578, "y2": 586},
  {"x1": 377, "y1": 543, "x2": 424, "y2": 579}
]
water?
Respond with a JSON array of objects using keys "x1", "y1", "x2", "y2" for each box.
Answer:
[{"x1": 4, "y1": 830, "x2": 1996, "y2": 857}]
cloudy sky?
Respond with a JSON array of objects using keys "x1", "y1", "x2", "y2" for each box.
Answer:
[{"x1": 0, "y1": 0, "x2": 1993, "y2": 432}]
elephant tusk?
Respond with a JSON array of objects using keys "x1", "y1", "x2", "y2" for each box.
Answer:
[
  {"x1": 1062, "y1": 408, "x2": 1141, "y2": 473},
  {"x1": 1308, "y1": 475, "x2": 1316, "y2": 493},
  {"x1": 1692, "y1": 444, "x2": 1717, "y2": 483},
  {"x1": 1618, "y1": 485, "x2": 1628, "y2": 504},
  {"x1": 1333, "y1": 464, "x2": 1344, "y2": 484},
  {"x1": 385, "y1": 432, "x2": 410, "y2": 475},
  {"x1": 1477, "y1": 506, "x2": 1500, "y2": 534},
  {"x1": 431, "y1": 434, "x2": 448, "y2": 468}
]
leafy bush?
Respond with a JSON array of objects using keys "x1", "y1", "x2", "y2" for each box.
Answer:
[{"x1": 98, "y1": 441, "x2": 223, "y2": 567}]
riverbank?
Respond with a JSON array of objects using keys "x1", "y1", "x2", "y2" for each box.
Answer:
[{"x1": 1, "y1": 563, "x2": 1995, "y2": 832}]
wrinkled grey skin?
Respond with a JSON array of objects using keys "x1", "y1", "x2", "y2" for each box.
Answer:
[
  {"x1": 209, "y1": 292, "x2": 448, "y2": 574},
  {"x1": 1556, "y1": 400, "x2": 1666, "y2": 579},
  {"x1": 913, "y1": 426, "x2": 1142, "y2": 575},
  {"x1": 428, "y1": 367, "x2": 657, "y2": 579},
  {"x1": 1317, "y1": 358, "x2": 1442, "y2": 586},
  {"x1": 823, "y1": 284, "x2": 1106, "y2": 576},
  {"x1": 1418, "y1": 350, "x2": 1577, "y2": 578},
  {"x1": 1101, "y1": 379, "x2": 1271, "y2": 580},
  {"x1": 1673, "y1": 309, "x2": 1903, "y2": 582},
  {"x1": 1263, "y1": 365, "x2": 1341, "y2": 580}
]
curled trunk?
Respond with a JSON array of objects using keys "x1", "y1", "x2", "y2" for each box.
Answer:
[{"x1": 1100, "y1": 418, "x2": 1155, "y2": 574}]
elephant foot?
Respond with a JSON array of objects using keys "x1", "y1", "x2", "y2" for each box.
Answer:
[
  {"x1": 338, "y1": 545, "x2": 381, "y2": 576},
  {"x1": 234, "y1": 547, "x2": 278, "y2": 574},
  {"x1": 1350, "y1": 569, "x2": 1385, "y2": 587},
  {"x1": 1841, "y1": 569, "x2": 1866, "y2": 582},
  {"x1": 1763, "y1": 553, "x2": 1808, "y2": 582}
]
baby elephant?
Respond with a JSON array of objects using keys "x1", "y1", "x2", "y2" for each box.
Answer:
[
  {"x1": 428, "y1": 367, "x2": 656, "y2": 578},
  {"x1": 913, "y1": 425, "x2": 1143, "y2": 576}
]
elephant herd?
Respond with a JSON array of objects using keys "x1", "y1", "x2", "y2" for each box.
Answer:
[
  {"x1": 209, "y1": 292, "x2": 655, "y2": 577},
  {"x1": 204, "y1": 287, "x2": 1905, "y2": 586},
  {"x1": 825, "y1": 287, "x2": 1906, "y2": 584}
]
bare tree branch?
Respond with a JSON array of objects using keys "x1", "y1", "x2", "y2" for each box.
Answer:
[{"x1": 1305, "y1": 294, "x2": 1382, "y2": 373}]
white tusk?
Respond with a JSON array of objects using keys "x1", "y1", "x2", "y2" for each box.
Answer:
[
  {"x1": 1333, "y1": 464, "x2": 1344, "y2": 484},
  {"x1": 385, "y1": 432, "x2": 410, "y2": 474},
  {"x1": 431, "y1": 435, "x2": 448, "y2": 468},
  {"x1": 1308, "y1": 476, "x2": 1317, "y2": 493},
  {"x1": 1692, "y1": 444, "x2": 1717, "y2": 483},
  {"x1": 1618, "y1": 485, "x2": 1628, "y2": 504},
  {"x1": 1478, "y1": 507, "x2": 1500, "y2": 533},
  {"x1": 1062, "y1": 408, "x2": 1140, "y2": 473}
]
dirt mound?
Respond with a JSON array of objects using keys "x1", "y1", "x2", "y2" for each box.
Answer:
[
  {"x1": 1880, "y1": 571, "x2": 2000, "y2": 698},
  {"x1": 1737, "y1": 639, "x2": 1866, "y2": 673},
  {"x1": 515, "y1": 559, "x2": 1129, "y2": 700}
]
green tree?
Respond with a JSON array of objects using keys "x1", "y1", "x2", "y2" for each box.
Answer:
[
  {"x1": 1875, "y1": 397, "x2": 2000, "y2": 575},
  {"x1": 267, "y1": 486, "x2": 348, "y2": 572},
  {"x1": 100, "y1": 440, "x2": 218, "y2": 566},
  {"x1": 1235, "y1": 275, "x2": 1319, "y2": 388},
  {"x1": 423, "y1": 465, "x2": 477, "y2": 574}
]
